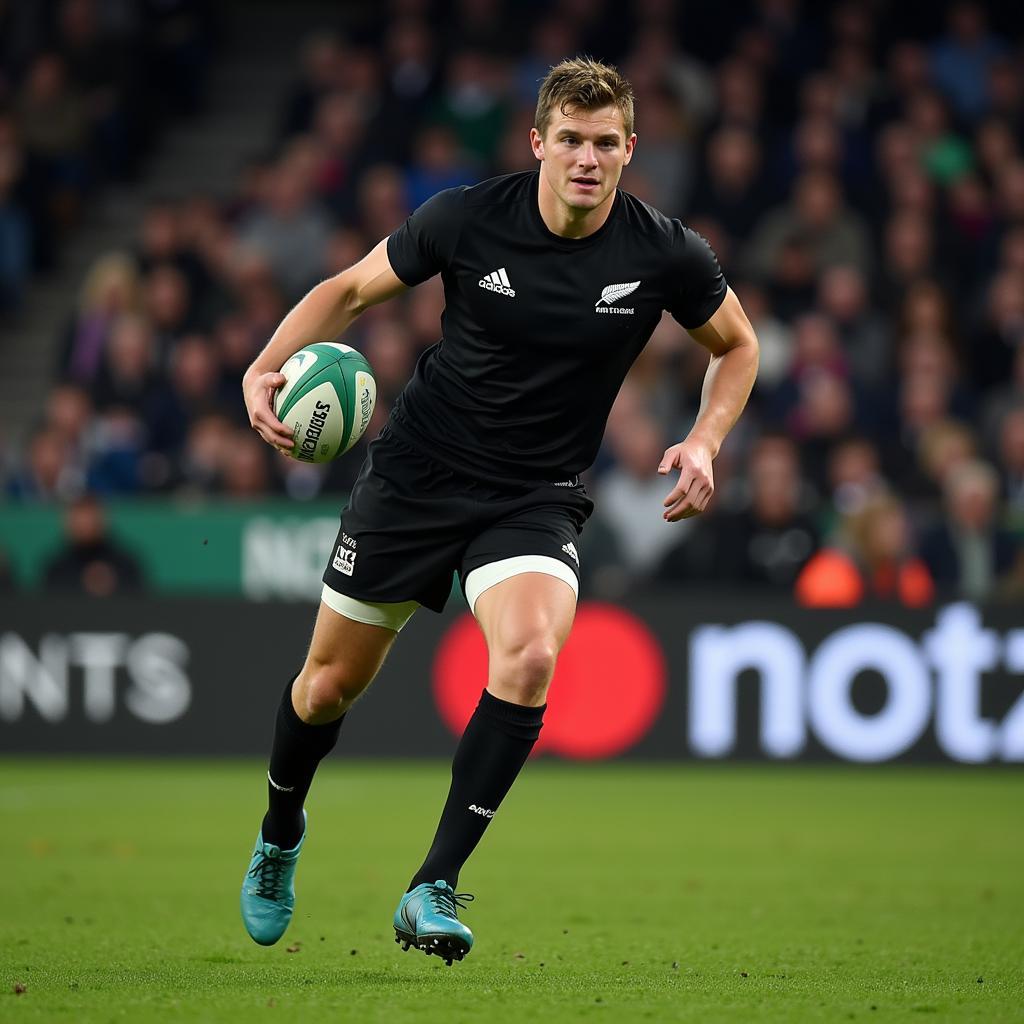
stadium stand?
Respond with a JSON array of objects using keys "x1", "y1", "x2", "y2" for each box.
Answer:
[{"x1": 4, "y1": 0, "x2": 1024, "y2": 606}]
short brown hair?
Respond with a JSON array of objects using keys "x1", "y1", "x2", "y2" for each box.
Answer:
[{"x1": 535, "y1": 56, "x2": 635, "y2": 140}]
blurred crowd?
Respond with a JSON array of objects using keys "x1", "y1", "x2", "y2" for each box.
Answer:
[
  {"x1": 5, "y1": 0, "x2": 1024, "y2": 606},
  {"x1": 0, "y1": 0, "x2": 219, "y2": 309}
]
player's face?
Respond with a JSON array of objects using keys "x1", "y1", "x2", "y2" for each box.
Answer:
[{"x1": 531, "y1": 105, "x2": 636, "y2": 213}]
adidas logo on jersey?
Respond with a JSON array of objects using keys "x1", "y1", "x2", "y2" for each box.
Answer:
[
  {"x1": 479, "y1": 267, "x2": 516, "y2": 297},
  {"x1": 562, "y1": 541, "x2": 580, "y2": 566}
]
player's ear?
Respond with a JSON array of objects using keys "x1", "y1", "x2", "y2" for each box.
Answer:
[
  {"x1": 530, "y1": 127, "x2": 545, "y2": 161},
  {"x1": 623, "y1": 133, "x2": 637, "y2": 166}
]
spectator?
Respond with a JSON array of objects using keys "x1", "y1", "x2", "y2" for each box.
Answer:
[
  {"x1": 0, "y1": 136, "x2": 31, "y2": 309},
  {"x1": 145, "y1": 333, "x2": 223, "y2": 457},
  {"x1": 356, "y1": 163, "x2": 409, "y2": 240},
  {"x1": 796, "y1": 492, "x2": 934, "y2": 607},
  {"x1": 688, "y1": 126, "x2": 767, "y2": 248},
  {"x1": 972, "y1": 269, "x2": 1024, "y2": 391},
  {"x1": 45, "y1": 383, "x2": 94, "y2": 466},
  {"x1": 733, "y1": 280, "x2": 793, "y2": 392},
  {"x1": 383, "y1": 18, "x2": 440, "y2": 116},
  {"x1": 177, "y1": 412, "x2": 232, "y2": 495},
  {"x1": 144, "y1": 262, "x2": 197, "y2": 358},
  {"x1": 44, "y1": 493, "x2": 144, "y2": 595},
  {"x1": 236, "y1": 160, "x2": 331, "y2": 302},
  {"x1": 620, "y1": 86, "x2": 693, "y2": 217},
  {"x1": 820, "y1": 434, "x2": 887, "y2": 533},
  {"x1": 92, "y1": 313, "x2": 158, "y2": 418},
  {"x1": 214, "y1": 313, "x2": 260, "y2": 422},
  {"x1": 920, "y1": 459, "x2": 1021, "y2": 601},
  {"x1": 87, "y1": 407, "x2": 147, "y2": 495},
  {"x1": 595, "y1": 411, "x2": 686, "y2": 579},
  {"x1": 15, "y1": 52, "x2": 90, "y2": 231},
  {"x1": 905, "y1": 88, "x2": 974, "y2": 185},
  {"x1": 428, "y1": 50, "x2": 508, "y2": 165},
  {"x1": 712, "y1": 56, "x2": 765, "y2": 134},
  {"x1": 309, "y1": 92, "x2": 368, "y2": 218},
  {"x1": 929, "y1": 1, "x2": 1006, "y2": 121},
  {"x1": 281, "y1": 32, "x2": 346, "y2": 138},
  {"x1": 222, "y1": 430, "x2": 276, "y2": 499},
  {"x1": 987, "y1": 54, "x2": 1024, "y2": 136},
  {"x1": 6, "y1": 428, "x2": 81, "y2": 501},
  {"x1": 997, "y1": 405, "x2": 1024, "y2": 517},
  {"x1": 816, "y1": 264, "x2": 890, "y2": 391},
  {"x1": 659, "y1": 434, "x2": 818, "y2": 589},
  {"x1": 404, "y1": 124, "x2": 477, "y2": 209},
  {"x1": 974, "y1": 115, "x2": 1018, "y2": 186},
  {"x1": 514, "y1": 17, "x2": 579, "y2": 108},
  {"x1": 747, "y1": 170, "x2": 871, "y2": 316},
  {"x1": 878, "y1": 210, "x2": 937, "y2": 312},
  {"x1": 769, "y1": 311, "x2": 849, "y2": 418},
  {"x1": 136, "y1": 201, "x2": 202, "y2": 289},
  {"x1": 56, "y1": 0, "x2": 141, "y2": 180},
  {"x1": 60, "y1": 251, "x2": 141, "y2": 383},
  {"x1": 362, "y1": 318, "x2": 416, "y2": 409},
  {"x1": 916, "y1": 418, "x2": 978, "y2": 503},
  {"x1": 982, "y1": 344, "x2": 1024, "y2": 445}
]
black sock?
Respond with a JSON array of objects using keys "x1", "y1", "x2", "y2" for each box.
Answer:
[
  {"x1": 409, "y1": 689, "x2": 544, "y2": 891},
  {"x1": 261, "y1": 677, "x2": 344, "y2": 849}
]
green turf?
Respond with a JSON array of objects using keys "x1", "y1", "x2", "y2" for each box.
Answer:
[{"x1": 2, "y1": 760, "x2": 1022, "y2": 1023}]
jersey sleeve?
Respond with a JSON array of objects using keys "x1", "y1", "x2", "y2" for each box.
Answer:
[
  {"x1": 386, "y1": 187, "x2": 466, "y2": 287},
  {"x1": 665, "y1": 226, "x2": 728, "y2": 330}
]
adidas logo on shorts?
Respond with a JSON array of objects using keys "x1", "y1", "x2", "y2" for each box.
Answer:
[
  {"x1": 478, "y1": 267, "x2": 515, "y2": 297},
  {"x1": 562, "y1": 542, "x2": 579, "y2": 566}
]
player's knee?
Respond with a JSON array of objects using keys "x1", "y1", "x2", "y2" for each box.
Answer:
[
  {"x1": 295, "y1": 662, "x2": 371, "y2": 719},
  {"x1": 491, "y1": 635, "x2": 558, "y2": 703}
]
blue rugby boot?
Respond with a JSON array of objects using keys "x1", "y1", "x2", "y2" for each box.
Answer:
[
  {"x1": 240, "y1": 811, "x2": 306, "y2": 946},
  {"x1": 393, "y1": 880, "x2": 475, "y2": 966}
]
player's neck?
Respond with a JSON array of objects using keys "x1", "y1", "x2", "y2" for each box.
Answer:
[{"x1": 536, "y1": 171, "x2": 615, "y2": 239}]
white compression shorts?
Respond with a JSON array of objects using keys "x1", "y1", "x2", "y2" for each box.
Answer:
[{"x1": 321, "y1": 554, "x2": 578, "y2": 631}]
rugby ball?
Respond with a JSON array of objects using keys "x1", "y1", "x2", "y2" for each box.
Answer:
[{"x1": 274, "y1": 342, "x2": 377, "y2": 462}]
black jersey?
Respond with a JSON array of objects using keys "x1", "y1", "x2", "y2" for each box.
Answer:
[{"x1": 385, "y1": 170, "x2": 727, "y2": 486}]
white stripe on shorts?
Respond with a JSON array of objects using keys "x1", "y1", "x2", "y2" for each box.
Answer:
[
  {"x1": 463, "y1": 555, "x2": 578, "y2": 616},
  {"x1": 320, "y1": 584, "x2": 419, "y2": 632}
]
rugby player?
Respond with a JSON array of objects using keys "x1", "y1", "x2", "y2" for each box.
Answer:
[{"x1": 240, "y1": 57, "x2": 758, "y2": 965}]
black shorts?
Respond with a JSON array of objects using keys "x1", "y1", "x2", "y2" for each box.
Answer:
[{"x1": 322, "y1": 424, "x2": 594, "y2": 612}]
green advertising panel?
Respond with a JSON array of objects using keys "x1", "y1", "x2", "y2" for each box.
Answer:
[{"x1": 0, "y1": 499, "x2": 347, "y2": 598}]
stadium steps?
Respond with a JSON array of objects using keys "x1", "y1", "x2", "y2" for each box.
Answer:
[{"x1": 0, "y1": 0, "x2": 336, "y2": 449}]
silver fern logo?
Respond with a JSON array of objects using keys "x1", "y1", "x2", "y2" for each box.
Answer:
[{"x1": 595, "y1": 281, "x2": 640, "y2": 314}]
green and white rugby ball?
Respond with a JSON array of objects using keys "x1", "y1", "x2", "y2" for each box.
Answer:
[{"x1": 274, "y1": 342, "x2": 377, "y2": 463}]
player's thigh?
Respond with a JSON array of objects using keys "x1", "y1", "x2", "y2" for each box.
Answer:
[
  {"x1": 303, "y1": 597, "x2": 401, "y2": 681},
  {"x1": 472, "y1": 568, "x2": 578, "y2": 703},
  {"x1": 462, "y1": 490, "x2": 586, "y2": 652},
  {"x1": 294, "y1": 596, "x2": 413, "y2": 720},
  {"x1": 473, "y1": 568, "x2": 578, "y2": 656}
]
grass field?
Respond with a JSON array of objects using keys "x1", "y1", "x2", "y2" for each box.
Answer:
[{"x1": 2, "y1": 761, "x2": 1022, "y2": 1023}]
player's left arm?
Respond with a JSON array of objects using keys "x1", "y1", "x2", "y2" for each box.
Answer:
[{"x1": 659, "y1": 287, "x2": 759, "y2": 522}]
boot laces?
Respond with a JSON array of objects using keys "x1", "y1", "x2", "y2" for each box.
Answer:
[
  {"x1": 248, "y1": 852, "x2": 287, "y2": 900},
  {"x1": 427, "y1": 884, "x2": 474, "y2": 920}
]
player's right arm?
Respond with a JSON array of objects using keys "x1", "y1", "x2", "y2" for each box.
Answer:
[{"x1": 243, "y1": 238, "x2": 408, "y2": 449}]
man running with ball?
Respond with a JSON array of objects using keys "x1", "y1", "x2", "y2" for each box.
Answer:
[{"x1": 240, "y1": 57, "x2": 758, "y2": 965}]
